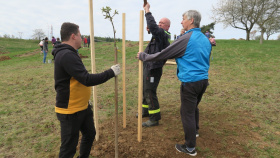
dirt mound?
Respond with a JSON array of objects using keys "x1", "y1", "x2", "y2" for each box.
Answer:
[
  {"x1": 0, "y1": 56, "x2": 11, "y2": 61},
  {"x1": 102, "y1": 43, "x2": 112, "y2": 46},
  {"x1": 126, "y1": 43, "x2": 137, "y2": 47},
  {"x1": 79, "y1": 54, "x2": 89, "y2": 58}
]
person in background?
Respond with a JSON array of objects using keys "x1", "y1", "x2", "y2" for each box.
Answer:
[
  {"x1": 137, "y1": 2, "x2": 171, "y2": 127},
  {"x1": 52, "y1": 38, "x2": 62, "y2": 59},
  {"x1": 205, "y1": 30, "x2": 210, "y2": 38},
  {"x1": 87, "y1": 36, "x2": 90, "y2": 48},
  {"x1": 55, "y1": 38, "x2": 61, "y2": 46},
  {"x1": 83, "y1": 37, "x2": 87, "y2": 47},
  {"x1": 177, "y1": 28, "x2": 186, "y2": 39},
  {"x1": 52, "y1": 36, "x2": 57, "y2": 47},
  {"x1": 137, "y1": 10, "x2": 211, "y2": 156},
  {"x1": 43, "y1": 37, "x2": 48, "y2": 63},
  {"x1": 53, "y1": 22, "x2": 121, "y2": 158},
  {"x1": 209, "y1": 35, "x2": 216, "y2": 46},
  {"x1": 39, "y1": 39, "x2": 44, "y2": 54}
]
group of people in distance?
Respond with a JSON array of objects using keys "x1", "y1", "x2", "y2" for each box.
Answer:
[
  {"x1": 51, "y1": 2, "x2": 213, "y2": 158},
  {"x1": 38, "y1": 36, "x2": 61, "y2": 63},
  {"x1": 82, "y1": 36, "x2": 90, "y2": 48}
]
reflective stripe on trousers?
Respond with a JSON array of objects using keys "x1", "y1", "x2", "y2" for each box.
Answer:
[{"x1": 142, "y1": 104, "x2": 160, "y2": 114}]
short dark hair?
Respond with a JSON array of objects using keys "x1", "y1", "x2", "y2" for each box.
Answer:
[{"x1": 60, "y1": 22, "x2": 79, "y2": 42}]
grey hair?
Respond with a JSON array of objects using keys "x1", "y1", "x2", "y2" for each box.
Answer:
[{"x1": 182, "y1": 10, "x2": 201, "y2": 28}]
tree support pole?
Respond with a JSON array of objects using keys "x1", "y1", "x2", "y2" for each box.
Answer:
[
  {"x1": 138, "y1": 10, "x2": 144, "y2": 142},
  {"x1": 88, "y1": 0, "x2": 99, "y2": 141},
  {"x1": 122, "y1": 13, "x2": 127, "y2": 129},
  {"x1": 114, "y1": 17, "x2": 119, "y2": 158}
]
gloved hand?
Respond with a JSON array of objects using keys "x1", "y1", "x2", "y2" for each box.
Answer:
[{"x1": 111, "y1": 64, "x2": 121, "y2": 76}]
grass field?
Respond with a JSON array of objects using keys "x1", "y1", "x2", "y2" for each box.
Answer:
[{"x1": 0, "y1": 38, "x2": 279, "y2": 157}]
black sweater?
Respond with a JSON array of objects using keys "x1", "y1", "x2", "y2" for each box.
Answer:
[{"x1": 53, "y1": 44, "x2": 115, "y2": 114}]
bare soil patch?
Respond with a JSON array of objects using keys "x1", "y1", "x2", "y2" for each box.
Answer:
[
  {"x1": 88, "y1": 104, "x2": 253, "y2": 157},
  {"x1": 0, "y1": 51, "x2": 9, "y2": 55},
  {"x1": 0, "y1": 56, "x2": 11, "y2": 61},
  {"x1": 15, "y1": 49, "x2": 41, "y2": 57}
]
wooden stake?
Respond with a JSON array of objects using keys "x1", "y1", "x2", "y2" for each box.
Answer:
[
  {"x1": 88, "y1": 0, "x2": 99, "y2": 141},
  {"x1": 122, "y1": 13, "x2": 127, "y2": 129},
  {"x1": 138, "y1": 10, "x2": 144, "y2": 142},
  {"x1": 114, "y1": 17, "x2": 119, "y2": 158}
]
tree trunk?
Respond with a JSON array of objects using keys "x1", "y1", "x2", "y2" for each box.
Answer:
[
  {"x1": 266, "y1": 34, "x2": 270, "y2": 40},
  {"x1": 246, "y1": 30, "x2": 250, "y2": 41},
  {"x1": 260, "y1": 31, "x2": 264, "y2": 44}
]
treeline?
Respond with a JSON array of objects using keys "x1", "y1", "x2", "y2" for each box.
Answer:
[
  {"x1": 82, "y1": 36, "x2": 123, "y2": 42},
  {"x1": 0, "y1": 34, "x2": 125, "y2": 42},
  {"x1": 95, "y1": 36, "x2": 122, "y2": 42}
]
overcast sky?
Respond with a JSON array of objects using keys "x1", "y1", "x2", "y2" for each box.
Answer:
[{"x1": 0, "y1": 0, "x2": 278, "y2": 41}]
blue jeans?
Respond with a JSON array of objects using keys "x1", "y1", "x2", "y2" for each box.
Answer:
[{"x1": 43, "y1": 51, "x2": 47, "y2": 63}]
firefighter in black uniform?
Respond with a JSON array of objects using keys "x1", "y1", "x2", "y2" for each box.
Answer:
[{"x1": 138, "y1": 2, "x2": 171, "y2": 127}]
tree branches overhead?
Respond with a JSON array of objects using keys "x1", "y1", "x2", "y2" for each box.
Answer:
[{"x1": 212, "y1": 0, "x2": 280, "y2": 41}]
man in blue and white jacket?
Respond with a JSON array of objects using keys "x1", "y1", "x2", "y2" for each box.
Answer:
[{"x1": 137, "y1": 10, "x2": 211, "y2": 156}]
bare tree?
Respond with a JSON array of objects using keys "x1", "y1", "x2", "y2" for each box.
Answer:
[
  {"x1": 264, "y1": 14, "x2": 280, "y2": 40},
  {"x1": 31, "y1": 29, "x2": 46, "y2": 40},
  {"x1": 250, "y1": 30, "x2": 257, "y2": 40},
  {"x1": 18, "y1": 32, "x2": 23, "y2": 39},
  {"x1": 256, "y1": 0, "x2": 280, "y2": 44},
  {"x1": 213, "y1": 0, "x2": 263, "y2": 41}
]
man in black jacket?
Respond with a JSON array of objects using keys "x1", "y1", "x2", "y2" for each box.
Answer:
[
  {"x1": 139, "y1": 2, "x2": 171, "y2": 127},
  {"x1": 53, "y1": 22, "x2": 120, "y2": 158}
]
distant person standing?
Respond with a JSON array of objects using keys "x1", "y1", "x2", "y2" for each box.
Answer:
[
  {"x1": 209, "y1": 35, "x2": 216, "y2": 46},
  {"x1": 55, "y1": 38, "x2": 61, "y2": 46},
  {"x1": 52, "y1": 36, "x2": 57, "y2": 47},
  {"x1": 83, "y1": 37, "x2": 87, "y2": 47},
  {"x1": 205, "y1": 31, "x2": 210, "y2": 38},
  {"x1": 52, "y1": 38, "x2": 62, "y2": 58},
  {"x1": 87, "y1": 36, "x2": 90, "y2": 48},
  {"x1": 43, "y1": 37, "x2": 48, "y2": 63},
  {"x1": 177, "y1": 28, "x2": 186, "y2": 39},
  {"x1": 39, "y1": 39, "x2": 44, "y2": 54}
]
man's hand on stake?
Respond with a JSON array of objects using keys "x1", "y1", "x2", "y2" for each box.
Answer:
[
  {"x1": 111, "y1": 64, "x2": 121, "y2": 76},
  {"x1": 137, "y1": 52, "x2": 142, "y2": 59},
  {"x1": 143, "y1": 2, "x2": 150, "y2": 13}
]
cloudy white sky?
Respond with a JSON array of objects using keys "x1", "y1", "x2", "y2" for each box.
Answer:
[{"x1": 0, "y1": 0, "x2": 278, "y2": 41}]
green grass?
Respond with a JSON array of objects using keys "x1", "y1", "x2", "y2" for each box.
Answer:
[{"x1": 0, "y1": 38, "x2": 280, "y2": 157}]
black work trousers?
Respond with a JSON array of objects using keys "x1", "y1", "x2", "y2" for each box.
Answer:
[
  {"x1": 142, "y1": 66, "x2": 162, "y2": 121},
  {"x1": 180, "y1": 79, "x2": 208, "y2": 148},
  {"x1": 56, "y1": 105, "x2": 96, "y2": 158}
]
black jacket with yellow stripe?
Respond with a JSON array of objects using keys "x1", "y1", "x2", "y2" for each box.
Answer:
[{"x1": 53, "y1": 44, "x2": 115, "y2": 114}]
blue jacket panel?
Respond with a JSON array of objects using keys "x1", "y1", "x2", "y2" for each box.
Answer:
[{"x1": 175, "y1": 28, "x2": 211, "y2": 83}]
